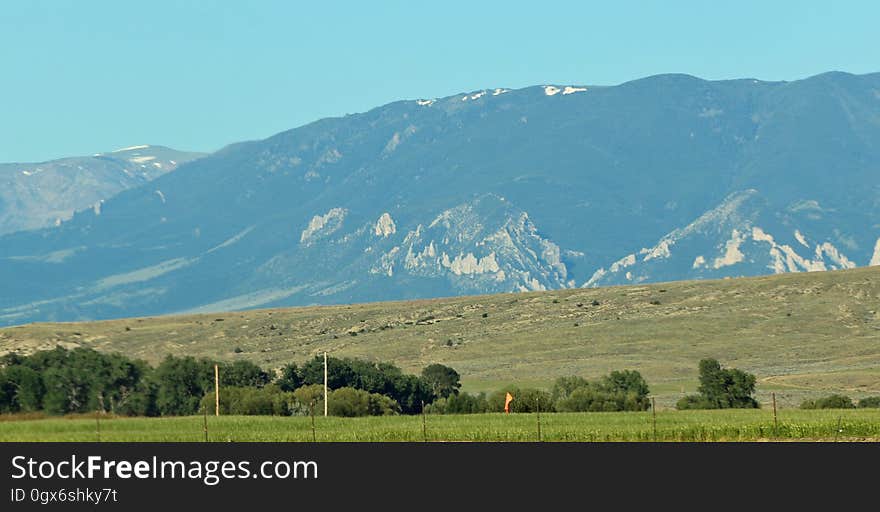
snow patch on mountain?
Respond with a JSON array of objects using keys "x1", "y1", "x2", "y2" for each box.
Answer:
[
  {"x1": 301, "y1": 208, "x2": 347, "y2": 245},
  {"x1": 416, "y1": 99, "x2": 435, "y2": 106},
  {"x1": 460, "y1": 91, "x2": 487, "y2": 101},
  {"x1": 562, "y1": 86, "x2": 587, "y2": 95},
  {"x1": 543, "y1": 85, "x2": 561, "y2": 96}
]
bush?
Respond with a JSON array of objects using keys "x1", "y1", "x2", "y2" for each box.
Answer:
[
  {"x1": 488, "y1": 387, "x2": 554, "y2": 413},
  {"x1": 676, "y1": 394, "x2": 714, "y2": 410},
  {"x1": 551, "y1": 371, "x2": 651, "y2": 412},
  {"x1": 292, "y1": 384, "x2": 325, "y2": 415},
  {"x1": 425, "y1": 392, "x2": 489, "y2": 414},
  {"x1": 201, "y1": 385, "x2": 295, "y2": 416},
  {"x1": 858, "y1": 396, "x2": 880, "y2": 408},
  {"x1": 327, "y1": 387, "x2": 399, "y2": 417},
  {"x1": 800, "y1": 394, "x2": 855, "y2": 409}
]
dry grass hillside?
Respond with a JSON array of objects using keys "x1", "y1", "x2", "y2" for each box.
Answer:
[{"x1": 2, "y1": 267, "x2": 879, "y2": 408}]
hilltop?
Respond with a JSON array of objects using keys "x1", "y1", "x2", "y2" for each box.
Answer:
[{"x1": 2, "y1": 266, "x2": 878, "y2": 408}]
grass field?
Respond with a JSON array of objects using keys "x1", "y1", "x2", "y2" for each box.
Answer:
[
  {"x1": 2, "y1": 409, "x2": 879, "y2": 442},
  {"x1": 2, "y1": 266, "x2": 879, "y2": 408}
]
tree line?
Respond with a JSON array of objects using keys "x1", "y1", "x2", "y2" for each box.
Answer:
[
  {"x1": 7, "y1": 348, "x2": 837, "y2": 417},
  {"x1": 0, "y1": 347, "x2": 462, "y2": 417},
  {"x1": 427, "y1": 370, "x2": 653, "y2": 414}
]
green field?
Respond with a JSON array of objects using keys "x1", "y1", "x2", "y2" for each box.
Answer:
[
  {"x1": 2, "y1": 409, "x2": 879, "y2": 442},
  {"x1": 2, "y1": 267, "x2": 879, "y2": 409}
]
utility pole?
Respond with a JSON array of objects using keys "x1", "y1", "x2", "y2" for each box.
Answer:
[{"x1": 323, "y1": 352, "x2": 328, "y2": 417}]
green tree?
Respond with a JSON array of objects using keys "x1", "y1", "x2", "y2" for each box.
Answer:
[
  {"x1": 858, "y1": 396, "x2": 880, "y2": 408},
  {"x1": 600, "y1": 370, "x2": 651, "y2": 411},
  {"x1": 152, "y1": 355, "x2": 214, "y2": 416},
  {"x1": 0, "y1": 365, "x2": 44, "y2": 412},
  {"x1": 421, "y1": 363, "x2": 461, "y2": 399},
  {"x1": 221, "y1": 360, "x2": 271, "y2": 388},
  {"x1": 688, "y1": 358, "x2": 759, "y2": 409},
  {"x1": 300, "y1": 356, "x2": 357, "y2": 389},
  {"x1": 551, "y1": 376, "x2": 590, "y2": 404},
  {"x1": 276, "y1": 363, "x2": 302, "y2": 392}
]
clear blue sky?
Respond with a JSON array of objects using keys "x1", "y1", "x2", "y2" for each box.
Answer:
[{"x1": 2, "y1": 0, "x2": 877, "y2": 162}]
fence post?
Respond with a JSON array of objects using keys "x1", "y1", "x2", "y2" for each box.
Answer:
[
  {"x1": 772, "y1": 392, "x2": 778, "y2": 437},
  {"x1": 536, "y1": 397, "x2": 542, "y2": 442},
  {"x1": 310, "y1": 400, "x2": 317, "y2": 443},
  {"x1": 421, "y1": 400, "x2": 428, "y2": 442},
  {"x1": 652, "y1": 397, "x2": 657, "y2": 441}
]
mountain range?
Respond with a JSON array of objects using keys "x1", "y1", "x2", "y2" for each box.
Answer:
[
  {"x1": 1, "y1": 71, "x2": 879, "y2": 326},
  {"x1": 0, "y1": 145, "x2": 204, "y2": 235}
]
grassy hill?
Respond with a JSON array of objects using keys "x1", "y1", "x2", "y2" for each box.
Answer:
[{"x1": 2, "y1": 267, "x2": 879, "y2": 408}]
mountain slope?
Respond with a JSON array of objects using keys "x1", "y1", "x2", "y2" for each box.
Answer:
[
  {"x1": 1, "y1": 71, "x2": 879, "y2": 325},
  {"x1": 0, "y1": 145, "x2": 204, "y2": 235}
]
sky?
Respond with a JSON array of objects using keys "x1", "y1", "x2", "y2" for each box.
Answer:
[{"x1": 2, "y1": 0, "x2": 878, "y2": 162}]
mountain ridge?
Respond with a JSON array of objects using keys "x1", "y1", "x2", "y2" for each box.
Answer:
[{"x1": 1, "y1": 70, "x2": 879, "y2": 325}]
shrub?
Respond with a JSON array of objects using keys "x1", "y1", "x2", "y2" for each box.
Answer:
[
  {"x1": 800, "y1": 394, "x2": 855, "y2": 409},
  {"x1": 676, "y1": 394, "x2": 714, "y2": 410},
  {"x1": 858, "y1": 396, "x2": 880, "y2": 408},
  {"x1": 426, "y1": 392, "x2": 489, "y2": 414},
  {"x1": 201, "y1": 385, "x2": 295, "y2": 416},
  {"x1": 488, "y1": 387, "x2": 554, "y2": 413},
  {"x1": 327, "y1": 387, "x2": 399, "y2": 417},
  {"x1": 551, "y1": 371, "x2": 651, "y2": 412},
  {"x1": 292, "y1": 384, "x2": 325, "y2": 414}
]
